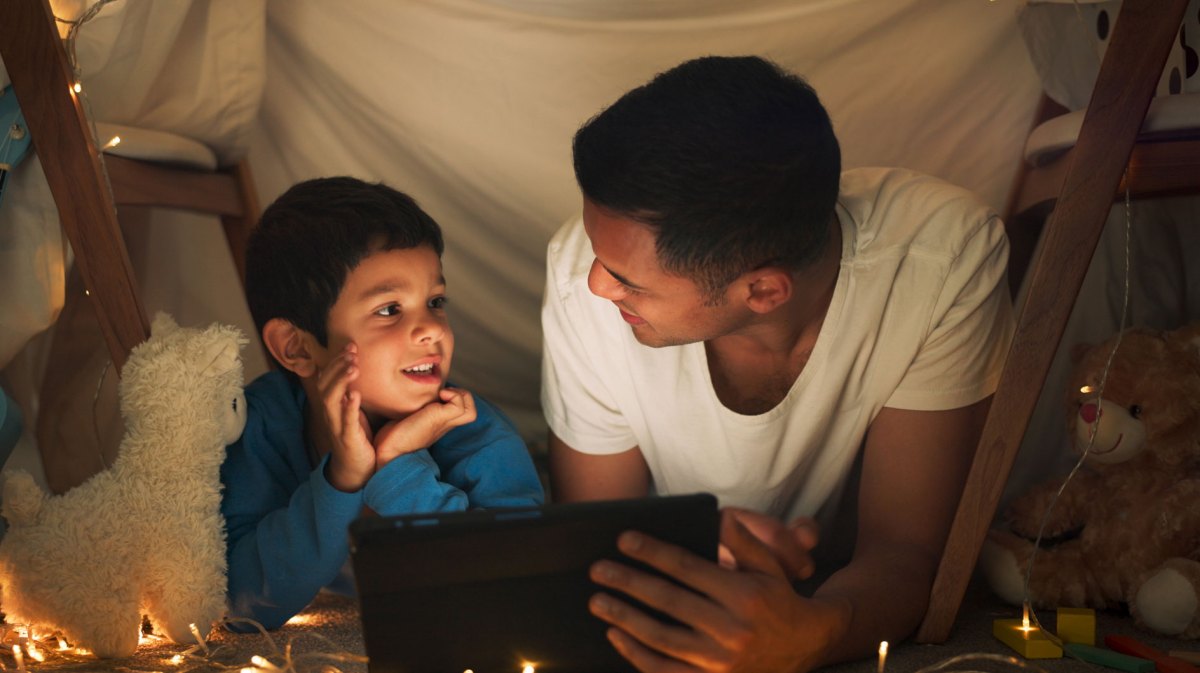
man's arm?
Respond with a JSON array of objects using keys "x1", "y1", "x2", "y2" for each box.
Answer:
[
  {"x1": 548, "y1": 430, "x2": 651, "y2": 502},
  {"x1": 584, "y1": 397, "x2": 989, "y2": 673},
  {"x1": 812, "y1": 396, "x2": 989, "y2": 665}
]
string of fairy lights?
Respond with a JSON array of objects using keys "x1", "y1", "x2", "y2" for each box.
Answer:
[{"x1": 4, "y1": 0, "x2": 1145, "y2": 671}]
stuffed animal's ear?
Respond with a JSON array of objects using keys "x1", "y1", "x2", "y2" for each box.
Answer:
[
  {"x1": 1167, "y1": 323, "x2": 1200, "y2": 362},
  {"x1": 199, "y1": 338, "x2": 240, "y2": 376},
  {"x1": 151, "y1": 312, "x2": 180, "y2": 337}
]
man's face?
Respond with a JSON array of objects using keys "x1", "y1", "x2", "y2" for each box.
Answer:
[
  {"x1": 582, "y1": 199, "x2": 748, "y2": 348},
  {"x1": 318, "y1": 245, "x2": 454, "y2": 421}
]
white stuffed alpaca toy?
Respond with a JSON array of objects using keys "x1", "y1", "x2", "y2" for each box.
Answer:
[{"x1": 0, "y1": 313, "x2": 247, "y2": 658}]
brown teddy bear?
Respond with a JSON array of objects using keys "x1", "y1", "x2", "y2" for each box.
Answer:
[{"x1": 980, "y1": 323, "x2": 1200, "y2": 638}]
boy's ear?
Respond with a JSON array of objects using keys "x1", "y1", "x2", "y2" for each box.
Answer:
[
  {"x1": 262, "y1": 318, "x2": 320, "y2": 378},
  {"x1": 741, "y1": 267, "x2": 793, "y2": 314}
]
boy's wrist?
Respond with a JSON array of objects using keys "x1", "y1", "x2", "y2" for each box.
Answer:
[{"x1": 324, "y1": 456, "x2": 367, "y2": 493}]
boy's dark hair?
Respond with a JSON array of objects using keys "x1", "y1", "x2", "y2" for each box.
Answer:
[
  {"x1": 245, "y1": 176, "x2": 444, "y2": 350},
  {"x1": 572, "y1": 55, "x2": 841, "y2": 301}
]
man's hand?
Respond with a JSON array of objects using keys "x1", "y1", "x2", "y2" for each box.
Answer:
[
  {"x1": 719, "y1": 508, "x2": 818, "y2": 582},
  {"x1": 373, "y1": 387, "x2": 477, "y2": 468},
  {"x1": 587, "y1": 510, "x2": 848, "y2": 673},
  {"x1": 317, "y1": 343, "x2": 376, "y2": 493}
]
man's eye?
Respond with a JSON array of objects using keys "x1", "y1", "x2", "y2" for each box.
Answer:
[
  {"x1": 429, "y1": 296, "x2": 448, "y2": 309},
  {"x1": 375, "y1": 304, "x2": 401, "y2": 317}
]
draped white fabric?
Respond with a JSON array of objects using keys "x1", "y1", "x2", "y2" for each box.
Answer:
[
  {"x1": 247, "y1": 0, "x2": 1043, "y2": 436},
  {"x1": 3, "y1": 0, "x2": 1057, "y2": 486}
]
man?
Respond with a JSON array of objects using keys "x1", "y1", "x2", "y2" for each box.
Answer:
[{"x1": 541, "y1": 55, "x2": 1013, "y2": 672}]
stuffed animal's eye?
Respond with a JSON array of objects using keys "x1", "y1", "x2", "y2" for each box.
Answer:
[
  {"x1": 232, "y1": 398, "x2": 239, "y2": 412},
  {"x1": 1128, "y1": 404, "x2": 1141, "y2": 419}
]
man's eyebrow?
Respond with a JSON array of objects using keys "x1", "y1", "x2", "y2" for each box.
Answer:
[{"x1": 604, "y1": 265, "x2": 644, "y2": 290}]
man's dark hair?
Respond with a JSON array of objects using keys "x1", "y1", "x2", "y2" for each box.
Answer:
[
  {"x1": 245, "y1": 176, "x2": 444, "y2": 350},
  {"x1": 572, "y1": 55, "x2": 841, "y2": 300}
]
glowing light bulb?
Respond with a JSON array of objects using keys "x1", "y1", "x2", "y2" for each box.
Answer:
[
  {"x1": 189, "y1": 623, "x2": 211, "y2": 656},
  {"x1": 1020, "y1": 604, "x2": 1034, "y2": 632},
  {"x1": 1080, "y1": 385, "x2": 1093, "y2": 394},
  {"x1": 170, "y1": 654, "x2": 184, "y2": 665},
  {"x1": 57, "y1": 637, "x2": 69, "y2": 651},
  {"x1": 72, "y1": 82, "x2": 82, "y2": 94},
  {"x1": 25, "y1": 643, "x2": 44, "y2": 662},
  {"x1": 104, "y1": 135, "x2": 121, "y2": 149},
  {"x1": 522, "y1": 664, "x2": 536, "y2": 673},
  {"x1": 877, "y1": 641, "x2": 888, "y2": 673}
]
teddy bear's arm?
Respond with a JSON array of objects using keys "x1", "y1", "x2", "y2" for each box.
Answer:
[{"x1": 1005, "y1": 470, "x2": 1096, "y2": 540}]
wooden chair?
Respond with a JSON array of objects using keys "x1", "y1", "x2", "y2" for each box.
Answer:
[
  {"x1": 0, "y1": 0, "x2": 258, "y2": 492},
  {"x1": 917, "y1": 0, "x2": 1194, "y2": 642}
]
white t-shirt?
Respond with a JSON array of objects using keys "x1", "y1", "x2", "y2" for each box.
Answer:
[{"x1": 541, "y1": 167, "x2": 1014, "y2": 524}]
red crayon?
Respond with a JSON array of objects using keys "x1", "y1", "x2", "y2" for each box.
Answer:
[{"x1": 1105, "y1": 636, "x2": 1200, "y2": 673}]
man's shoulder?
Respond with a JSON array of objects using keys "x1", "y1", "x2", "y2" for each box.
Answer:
[
  {"x1": 545, "y1": 215, "x2": 591, "y2": 295},
  {"x1": 840, "y1": 167, "x2": 1000, "y2": 258}
]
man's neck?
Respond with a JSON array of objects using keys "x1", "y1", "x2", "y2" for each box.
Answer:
[{"x1": 705, "y1": 218, "x2": 842, "y2": 414}]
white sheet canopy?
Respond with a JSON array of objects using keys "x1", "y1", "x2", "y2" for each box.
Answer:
[{"x1": 3, "y1": 0, "x2": 1196, "y2": 501}]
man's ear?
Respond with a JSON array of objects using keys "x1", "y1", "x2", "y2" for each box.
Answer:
[
  {"x1": 262, "y1": 318, "x2": 320, "y2": 378},
  {"x1": 742, "y1": 268, "x2": 793, "y2": 314}
]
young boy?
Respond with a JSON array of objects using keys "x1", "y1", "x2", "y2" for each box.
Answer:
[{"x1": 220, "y1": 177, "x2": 544, "y2": 630}]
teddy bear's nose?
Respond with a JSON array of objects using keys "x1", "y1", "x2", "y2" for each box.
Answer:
[{"x1": 1079, "y1": 402, "x2": 1100, "y2": 424}]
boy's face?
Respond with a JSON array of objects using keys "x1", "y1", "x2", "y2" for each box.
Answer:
[{"x1": 317, "y1": 245, "x2": 453, "y2": 421}]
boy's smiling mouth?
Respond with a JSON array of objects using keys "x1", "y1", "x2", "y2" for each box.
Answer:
[{"x1": 401, "y1": 356, "x2": 443, "y2": 384}]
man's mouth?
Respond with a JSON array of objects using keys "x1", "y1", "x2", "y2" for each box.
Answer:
[{"x1": 618, "y1": 308, "x2": 646, "y2": 326}]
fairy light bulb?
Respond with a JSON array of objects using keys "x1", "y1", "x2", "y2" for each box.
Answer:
[
  {"x1": 877, "y1": 641, "x2": 888, "y2": 673},
  {"x1": 25, "y1": 643, "x2": 44, "y2": 662},
  {"x1": 72, "y1": 82, "x2": 82, "y2": 94},
  {"x1": 1020, "y1": 603, "x2": 1033, "y2": 632}
]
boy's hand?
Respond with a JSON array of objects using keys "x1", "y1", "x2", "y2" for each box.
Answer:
[
  {"x1": 318, "y1": 343, "x2": 376, "y2": 492},
  {"x1": 373, "y1": 388, "x2": 477, "y2": 468}
]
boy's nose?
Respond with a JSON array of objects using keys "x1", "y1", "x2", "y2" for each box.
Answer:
[{"x1": 413, "y1": 316, "x2": 444, "y2": 344}]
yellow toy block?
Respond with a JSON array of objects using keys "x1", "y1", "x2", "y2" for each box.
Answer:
[
  {"x1": 993, "y1": 619, "x2": 1063, "y2": 659},
  {"x1": 1056, "y1": 607, "x2": 1096, "y2": 645}
]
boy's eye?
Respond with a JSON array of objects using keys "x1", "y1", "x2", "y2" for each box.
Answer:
[
  {"x1": 375, "y1": 304, "x2": 401, "y2": 317},
  {"x1": 428, "y1": 296, "x2": 448, "y2": 310}
]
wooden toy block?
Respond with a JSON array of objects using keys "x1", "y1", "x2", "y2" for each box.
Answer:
[
  {"x1": 993, "y1": 619, "x2": 1063, "y2": 659},
  {"x1": 1056, "y1": 607, "x2": 1096, "y2": 645}
]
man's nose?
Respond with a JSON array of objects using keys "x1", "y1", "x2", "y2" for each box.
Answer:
[{"x1": 587, "y1": 259, "x2": 623, "y2": 300}]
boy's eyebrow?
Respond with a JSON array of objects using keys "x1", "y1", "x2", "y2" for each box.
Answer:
[{"x1": 356, "y1": 276, "x2": 447, "y2": 302}]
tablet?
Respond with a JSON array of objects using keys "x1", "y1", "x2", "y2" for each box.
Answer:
[{"x1": 349, "y1": 493, "x2": 719, "y2": 673}]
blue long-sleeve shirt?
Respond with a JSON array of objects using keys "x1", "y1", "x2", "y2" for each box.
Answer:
[{"x1": 219, "y1": 371, "x2": 544, "y2": 630}]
